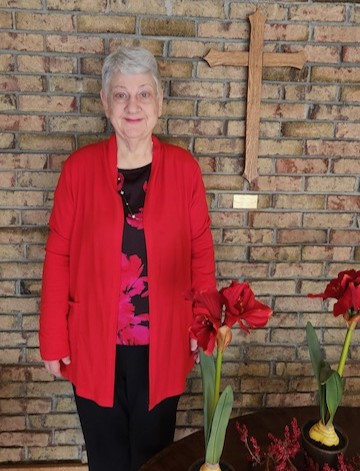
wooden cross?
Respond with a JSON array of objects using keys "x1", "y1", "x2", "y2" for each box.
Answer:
[{"x1": 204, "y1": 10, "x2": 307, "y2": 183}]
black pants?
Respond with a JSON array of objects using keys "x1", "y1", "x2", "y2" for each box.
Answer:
[{"x1": 74, "y1": 345, "x2": 180, "y2": 471}]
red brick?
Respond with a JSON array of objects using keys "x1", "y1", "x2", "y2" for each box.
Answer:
[
  {"x1": 250, "y1": 246, "x2": 301, "y2": 262},
  {"x1": 19, "y1": 134, "x2": 75, "y2": 152},
  {"x1": 0, "y1": 171, "x2": 15, "y2": 187},
  {"x1": 50, "y1": 116, "x2": 106, "y2": 133},
  {"x1": 141, "y1": 18, "x2": 195, "y2": 37},
  {"x1": 0, "y1": 32, "x2": 43, "y2": 51},
  {"x1": 0, "y1": 11, "x2": 13, "y2": 28},
  {"x1": 198, "y1": 60, "x2": 248, "y2": 80},
  {"x1": 2, "y1": 115, "x2": 45, "y2": 132},
  {"x1": 277, "y1": 229, "x2": 327, "y2": 244},
  {"x1": 168, "y1": 119, "x2": 224, "y2": 136},
  {"x1": 276, "y1": 158, "x2": 328, "y2": 174},
  {"x1": 303, "y1": 246, "x2": 352, "y2": 262},
  {"x1": 195, "y1": 138, "x2": 243, "y2": 155},
  {"x1": 0, "y1": 74, "x2": 44, "y2": 92},
  {"x1": 0, "y1": 94, "x2": 17, "y2": 111},
  {"x1": 111, "y1": 0, "x2": 166, "y2": 15},
  {"x1": 198, "y1": 21, "x2": 248, "y2": 40},
  {"x1": 336, "y1": 123, "x2": 360, "y2": 139},
  {"x1": 312, "y1": 66, "x2": 360, "y2": 83},
  {"x1": 307, "y1": 176, "x2": 356, "y2": 192},
  {"x1": 304, "y1": 212, "x2": 353, "y2": 228},
  {"x1": 0, "y1": 153, "x2": 47, "y2": 170},
  {"x1": 314, "y1": 25, "x2": 360, "y2": 43},
  {"x1": 17, "y1": 54, "x2": 77, "y2": 73},
  {"x1": 17, "y1": 171, "x2": 60, "y2": 189},
  {"x1": 340, "y1": 86, "x2": 360, "y2": 103},
  {"x1": 333, "y1": 158, "x2": 360, "y2": 175},
  {"x1": 343, "y1": 46, "x2": 360, "y2": 63},
  {"x1": 230, "y1": 3, "x2": 286, "y2": 21},
  {"x1": 1, "y1": 0, "x2": 42, "y2": 6},
  {"x1": 328, "y1": 195, "x2": 360, "y2": 211},
  {"x1": 0, "y1": 53, "x2": 15, "y2": 72},
  {"x1": 77, "y1": 15, "x2": 135, "y2": 33},
  {"x1": 0, "y1": 133, "x2": 15, "y2": 149},
  {"x1": 16, "y1": 12, "x2": 75, "y2": 31},
  {"x1": 257, "y1": 176, "x2": 303, "y2": 192},
  {"x1": 274, "y1": 263, "x2": 323, "y2": 278},
  {"x1": 109, "y1": 38, "x2": 164, "y2": 56},
  {"x1": 330, "y1": 230, "x2": 360, "y2": 246},
  {"x1": 46, "y1": 34, "x2": 104, "y2": 54},
  {"x1": 284, "y1": 84, "x2": 338, "y2": 101},
  {"x1": 47, "y1": 0, "x2": 107, "y2": 11},
  {"x1": 261, "y1": 103, "x2": 307, "y2": 120},
  {"x1": 198, "y1": 100, "x2": 246, "y2": 117},
  {"x1": 307, "y1": 140, "x2": 360, "y2": 157},
  {"x1": 275, "y1": 194, "x2": 325, "y2": 210},
  {"x1": 171, "y1": 40, "x2": 219, "y2": 58},
  {"x1": 0, "y1": 432, "x2": 49, "y2": 447},
  {"x1": 171, "y1": 80, "x2": 224, "y2": 99},
  {"x1": 19, "y1": 95, "x2": 77, "y2": 112},
  {"x1": 265, "y1": 23, "x2": 308, "y2": 41},
  {"x1": 289, "y1": 5, "x2": 345, "y2": 22},
  {"x1": 217, "y1": 262, "x2": 268, "y2": 278},
  {"x1": 249, "y1": 212, "x2": 301, "y2": 228}
]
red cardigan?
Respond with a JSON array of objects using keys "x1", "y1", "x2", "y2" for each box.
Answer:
[{"x1": 40, "y1": 135, "x2": 216, "y2": 408}]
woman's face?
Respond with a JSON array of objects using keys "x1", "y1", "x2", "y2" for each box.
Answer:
[{"x1": 100, "y1": 71, "x2": 163, "y2": 143}]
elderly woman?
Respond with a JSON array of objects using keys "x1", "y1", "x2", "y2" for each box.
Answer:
[{"x1": 39, "y1": 47, "x2": 216, "y2": 471}]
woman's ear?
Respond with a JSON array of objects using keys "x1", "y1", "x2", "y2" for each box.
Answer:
[
  {"x1": 157, "y1": 88, "x2": 164, "y2": 117},
  {"x1": 100, "y1": 89, "x2": 110, "y2": 118}
]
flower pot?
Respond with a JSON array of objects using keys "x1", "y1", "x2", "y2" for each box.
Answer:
[
  {"x1": 188, "y1": 459, "x2": 236, "y2": 471},
  {"x1": 301, "y1": 419, "x2": 349, "y2": 468}
]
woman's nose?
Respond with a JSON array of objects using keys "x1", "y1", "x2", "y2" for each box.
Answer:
[{"x1": 126, "y1": 95, "x2": 140, "y2": 112}]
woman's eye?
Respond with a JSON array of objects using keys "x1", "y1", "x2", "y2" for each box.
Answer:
[
  {"x1": 115, "y1": 92, "x2": 127, "y2": 100},
  {"x1": 140, "y1": 91, "x2": 151, "y2": 99}
]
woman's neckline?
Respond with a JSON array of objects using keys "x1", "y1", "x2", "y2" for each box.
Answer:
[{"x1": 118, "y1": 162, "x2": 152, "y2": 172}]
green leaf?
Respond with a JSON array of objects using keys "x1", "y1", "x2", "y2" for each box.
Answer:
[
  {"x1": 324, "y1": 370, "x2": 343, "y2": 426},
  {"x1": 306, "y1": 322, "x2": 323, "y2": 387},
  {"x1": 306, "y1": 322, "x2": 327, "y2": 423},
  {"x1": 199, "y1": 350, "x2": 216, "y2": 447},
  {"x1": 205, "y1": 385, "x2": 234, "y2": 465},
  {"x1": 319, "y1": 361, "x2": 333, "y2": 385}
]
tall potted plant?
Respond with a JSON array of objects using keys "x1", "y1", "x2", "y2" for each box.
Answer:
[
  {"x1": 304, "y1": 269, "x2": 360, "y2": 465},
  {"x1": 188, "y1": 280, "x2": 272, "y2": 471}
]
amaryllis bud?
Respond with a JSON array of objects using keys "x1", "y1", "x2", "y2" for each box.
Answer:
[{"x1": 216, "y1": 325, "x2": 232, "y2": 353}]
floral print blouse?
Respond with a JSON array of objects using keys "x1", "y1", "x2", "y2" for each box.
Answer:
[{"x1": 116, "y1": 163, "x2": 151, "y2": 345}]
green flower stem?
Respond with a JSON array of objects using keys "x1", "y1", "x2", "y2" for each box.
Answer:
[
  {"x1": 214, "y1": 349, "x2": 223, "y2": 406},
  {"x1": 337, "y1": 320, "x2": 357, "y2": 378}
]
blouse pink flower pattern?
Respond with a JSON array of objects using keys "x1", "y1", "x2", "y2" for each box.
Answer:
[
  {"x1": 117, "y1": 253, "x2": 149, "y2": 345},
  {"x1": 116, "y1": 165, "x2": 151, "y2": 345}
]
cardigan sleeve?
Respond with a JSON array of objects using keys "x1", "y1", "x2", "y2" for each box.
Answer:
[
  {"x1": 189, "y1": 163, "x2": 216, "y2": 291},
  {"x1": 39, "y1": 157, "x2": 76, "y2": 361}
]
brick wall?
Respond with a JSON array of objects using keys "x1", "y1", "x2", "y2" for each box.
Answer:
[{"x1": 1, "y1": 0, "x2": 360, "y2": 464}]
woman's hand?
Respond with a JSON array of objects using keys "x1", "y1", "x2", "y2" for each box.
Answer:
[
  {"x1": 190, "y1": 338, "x2": 200, "y2": 364},
  {"x1": 44, "y1": 357, "x2": 71, "y2": 378}
]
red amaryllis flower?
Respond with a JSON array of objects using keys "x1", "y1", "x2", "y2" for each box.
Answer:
[
  {"x1": 334, "y1": 282, "x2": 360, "y2": 318},
  {"x1": 188, "y1": 289, "x2": 222, "y2": 355},
  {"x1": 221, "y1": 281, "x2": 272, "y2": 333},
  {"x1": 308, "y1": 270, "x2": 360, "y2": 318},
  {"x1": 308, "y1": 270, "x2": 360, "y2": 301}
]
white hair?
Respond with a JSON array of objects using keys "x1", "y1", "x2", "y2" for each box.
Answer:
[{"x1": 102, "y1": 46, "x2": 162, "y2": 96}]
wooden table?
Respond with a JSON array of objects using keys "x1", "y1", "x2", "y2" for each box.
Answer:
[{"x1": 139, "y1": 406, "x2": 360, "y2": 471}]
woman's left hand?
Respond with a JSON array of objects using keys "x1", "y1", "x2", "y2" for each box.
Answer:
[
  {"x1": 190, "y1": 338, "x2": 200, "y2": 364},
  {"x1": 44, "y1": 356, "x2": 71, "y2": 378}
]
